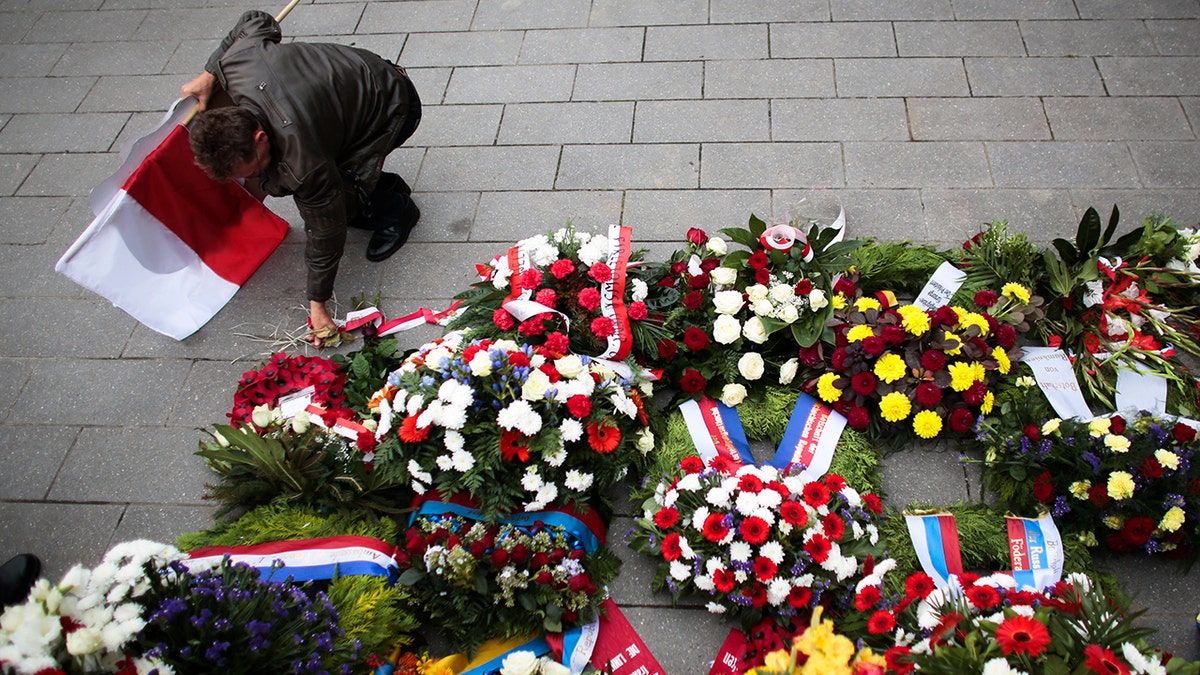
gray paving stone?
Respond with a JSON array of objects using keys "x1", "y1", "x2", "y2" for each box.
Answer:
[
  {"x1": 274, "y1": 3, "x2": 363, "y2": 37},
  {"x1": 77, "y1": 73, "x2": 186, "y2": 111},
  {"x1": 322, "y1": 33, "x2": 407, "y2": 63},
  {"x1": 1098, "y1": 56, "x2": 1200, "y2": 96},
  {"x1": 921, "y1": 188, "x2": 1079, "y2": 242},
  {"x1": 235, "y1": 238, "x2": 383, "y2": 302},
  {"x1": 1076, "y1": 0, "x2": 1200, "y2": 19},
  {"x1": 0, "y1": 112, "x2": 128, "y2": 152},
  {"x1": 112, "y1": 504, "x2": 219, "y2": 551},
  {"x1": 473, "y1": 190, "x2": 624, "y2": 241},
  {"x1": 1044, "y1": 96, "x2": 1193, "y2": 140},
  {"x1": 518, "y1": 27, "x2": 644, "y2": 65},
  {"x1": 8, "y1": 358, "x2": 190, "y2": 425},
  {"x1": 0, "y1": 245, "x2": 85, "y2": 298},
  {"x1": 830, "y1": 0, "x2": 954, "y2": 20},
  {"x1": 573, "y1": 62, "x2": 703, "y2": 101},
  {"x1": 24, "y1": 9, "x2": 145, "y2": 42},
  {"x1": 48, "y1": 425, "x2": 211, "y2": 503},
  {"x1": 357, "y1": 0, "x2": 476, "y2": 34},
  {"x1": 471, "y1": 0, "x2": 589, "y2": 30},
  {"x1": 966, "y1": 56, "x2": 1106, "y2": 96},
  {"x1": 894, "y1": 20, "x2": 1026, "y2": 57},
  {"x1": 444, "y1": 64, "x2": 575, "y2": 104},
  {"x1": 1019, "y1": 19, "x2": 1158, "y2": 57},
  {"x1": 168, "y1": 358, "x2": 247, "y2": 427},
  {"x1": 499, "y1": 101, "x2": 632, "y2": 145},
  {"x1": 51, "y1": 40, "x2": 177, "y2": 76},
  {"x1": 772, "y1": 98, "x2": 909, "y2": 141},
  {"x1": 0, "y1": 502, "x2": 124, "y2": 581},
  {"x1": 844, "y1": 141, "x2": 991, "y2": 188},
  {"x1": 701, "y1": 142, "x2": 843, "y2": 189},
  {"x1": 704, "y1": 59, "x2": 835, "y2": 99},
  {"x1": 405, "y1": 67, "x2": 452, "y2": 106},
  {"x1": 773, "y1": 188, "x2": 926, "y2": 241},
  {"x1": 119, "y1": 297, "x2": 315, "y2": 361},
  {"x1": 1147, "y1": 19, "x2": 1200, "y2": 55},
  {"x1": 420, "y1": 146, "x2": 560, "y2": 190},
  {"x1": 130, "y1": 7, "x2": 247, "y2": 40},
  {"x1": 710, "y1": 0, "x2": 828, "y2": 22},
  {"x1": 558, "y1": 143, "x2": 700, "y2": 190},
  {"x1": 0, "y1": 358, "x2": 34, "y2": 422},
  {"x1": 0, "y1": 11, "x2": 37, "y2": 43},
  {"x1": 588, "y1": 0, "x2": 707, "y2": 27},
  {"x1": 0, "y1": 154, "x2": 37, "y2": 196},
  {"x1": 769, "y1": 22, "x2": 897, "y2": 58},
  {"x1": 623, "y1": 190, "x2": 773, "y2": 240},
  {"x1": 618, "y1": 606, "x2": 734, "y2": 674},
  {"x1": 908, "y1": 97, "x2": 1051, "y2": 141},
  {"x1": 47, "y1": 196, "x2": 100, "y2": 248},
  {"x1": 379, "y1": 242, "x2": 510, "y2": 299},
  {"x1": 836, "y1": 57, "x2": 969, "y2": 97},
  {"x1": 634, "y1": 100, "x2": 769, "y2": 143},
  {"x1": 0, "y1": 195, "x2": 71, "y2": 244},
  {"x1": 952, "y1": 0, "x2": 1078, "y2": 19},
  {"x1": 988, "y1": 141, "x2": 1142, "y2": 188},
  {"x1": 406, "y1": 104, "x2": 502, "y2": 147},
  {"x1": 0, "y1": 76, "x2": 96, "y2": 113},
  {"x1": 1130, "y1": 141, "x2": 1200, "y2": 188},
  {"x1": 1182, "y1": 97, "x2": 1200, "y2": 134},
  {"x1": 644, "y1": 24, "x2": 769, "y2": 62},
  {"x1": 0, "y1": 43, "x2": 67, "y2": 77},
  {"x1": 0, "y1": 425, "x2": 78, "y2": 500},
  {"x1": 2, "y1": 0, "x2": 102, "y2": 7},
  {"x1": 399, "y1": 31, "x2": 523, "y2": 68},
  {"x1": 17, "y1": 152, "x2": 119, "y2": 197},
  {"x1": 403, "y1": 190, "x2": 479, "y2": 243},
  {"x1": 163, "y1": 37, "x2": 222, "y2": 74},
  {"x1": 879, "y1": 444, "x2": 974, "y2": 506},
  {"x1": 1069, "y1": 188, "x2": 1200, "y2": 227}
]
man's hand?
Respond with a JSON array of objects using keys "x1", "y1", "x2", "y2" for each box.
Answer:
[
  {"x1": 181, "y1": 71, "x2": 218, "y2": 111},
  {"x1": 307, "y1": 300, "x2": 338, "y2": 348}
]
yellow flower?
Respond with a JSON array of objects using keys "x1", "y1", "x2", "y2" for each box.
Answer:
[
  {"x1": 1001, "y1": 282, "x2": 1031, "y2": 304},
  {"x1": 1108, "y1": 470, "x2": 1135, "y2": 500},
  {"x1": 854, "y1": 297, "x2": 882, "y2": 312},
  {"x1": 980, "y1": 391, "x2": 995, "y2": 415},
  {"x1": 1155, "y1": 449, "x2": 1180, "y2": 470},
  {"x1": 992, "y1": 346, "x2": 1011, "y2": 374},
  {"x1": 763, "y1": 649, "x2": 794, "y2": 672},
  {"x1": 879, "y1": 391, "x2": 912, "y2": 422},
  {"x1": 957, "y1": 310, "x2": 990, "y2": 336},
  {"x1": 1042, "y1": 418, "x2": 1061, "y2": 435},
  {"x1": 896, "y1": 304, "x2": 930, "y2": 336},
  {"x1": 1088, "y1": 417, "x2": 1111, "y2": 437},
  {"x1": 817, "y1": 373, "x2": 842, "y2": 403},
  {"x1": 854, "y1": 648, "x2": 888, "y2": 669},
  {"x1": 846, "y1": 324, "x2": 875, "y2": 343},
  {"x1": 1069, "y1": 480, "x2": 1092, "y2": 499},
  {"x1": 1161, "y1": 506, "x2": 1186, "y2": 533},
  {"x1": 1104, "y1": 515, "x2": 1124, "y2": 530},
  {"x1": 942, "y1": 331, "x2": 963, "y2": 355},
  {"x1": 873, "y1": 353, "x2": 907, "y2": 384},
  {"x1": 801, "y1": 654, "x2": 851, "y2": 675},
  {"x1": 832, "y1": 293, "x2": 848, "y2": 310},
  {"x1": 913, "y1": 410, "x2": 943, "y2": 439},
  {"x1": 1016, "y1": 375, "x2": 1036, "y2": 387},
  {"x1": 1104, "y1": 434, "x2": 1131, "y2": 453},
  {"x1": 947, "y1": 361, "x2": 979, "y2": 391},
  {"x1": 1080, "y1": 531, "x2": 1098, "y2": 546}
]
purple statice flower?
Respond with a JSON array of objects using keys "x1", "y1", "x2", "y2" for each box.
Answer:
[
  {"x1": 1164, "y1": 493, "x2": 1187, "y2": 509},
  {"x1": 1080, "y1": 451, "x2": 1102, "y2": 474},
  {"x1": 1052, "y1": 496, "x2": 1071, "y2": 518},
  {"x1": 148, "y1": 597, "x2": 188, "y2": 623},
  {"x1": 204, "y1": 640, "x2": 230, "y2": 663},
  {"x1": 189, "y1": 608, "x2": 213, "y2": 629}
]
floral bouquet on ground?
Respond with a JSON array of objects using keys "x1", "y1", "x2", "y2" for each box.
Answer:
[
  {"x1": 445, "y1": 223, "x2": 672, "y2": 360},
  {"x1": 368, "y1": 331, "x2": 654, "y2": 518},
  {"x1": 396, "y1": 509, "x2": 619, "y2": 653},
  {"x1": 227, "y1": 352, "x2": 354, "y2": 429},
  {"x1": 628, "y1": 457, "x2": 886, "y2": 627},
  {"x1": 645, "y1": 217, "x2": 857, "y2": 404},
  {"x1": 978, "y1": 412, "x2": 1200, "y2": 559},
  {"x1": 814, "y1": 276, "x2": 1028, "y2": 445}
]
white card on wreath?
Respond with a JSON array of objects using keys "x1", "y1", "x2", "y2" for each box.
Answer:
[
  {"x1": 278, "y1": 386, "x2": 315, "y2": 419},
  {"x1": 1021, "y1": 347, "x2": 1093, "y2": 420},
  {"x1": 1115, "y1": 367, "x2": 1168, "y2": 415},
  {"x1": 913, "y1": 261, "x2": 966, "y2": 312}
]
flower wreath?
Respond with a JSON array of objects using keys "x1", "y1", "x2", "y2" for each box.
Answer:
[{"x1": 229, "y1": 352, "x2": 354, "y2": 428}]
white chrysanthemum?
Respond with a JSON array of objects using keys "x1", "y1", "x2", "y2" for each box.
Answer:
[
  {"x1": 564, "y1": 470, "x2": 594, "y2": 492},
  {"x1": 756, "y1": 488, "x2": 782, "y2": 510},
  {"x1": 435, "y1": 454, "x2": 455, "y2": 471},
  {"x1": 521, "y1": 468, "x2": 544, "y2": 492},
  {"x1": 982, "y1": 657, "x2": 1028, "y2": 675},
  {"x1": 1122, "y1": 642, "x2": 1165, "y2": 675},
  {"x1": 729, "y1": 541, "x2": 752, "y2": 562},
  {"x1": 405, "y1": 394, "x2": 425, "y2": 417},
  {"x1": 676, "y1": 473, "x2": 702, "y2": 492},
  {"x1": 975, "y1": 573, "x2": 1017, "y2": 590},
  {"x1": 444, "y1": 429, "x2": 465, "y2": 453},
  {"x1": 916, "y1": 587, "x2": 951, "y2": 630},
  {"x1": 692, "y1": 505, "x2": 711, "y2": 531},
  {"x1": 694, "y1": 574, "x2": 715, "y2": 592},
  {"x1": 669, "y1": 560, "x2": 691, "y2": 581},
  {"x1": 534, "y1": 483, "x2": 558, "y2": 505},
  {"x1": 439, "y1": 404, "x2": 467, "y2": 430},
  {"x1": 558, "y1": 418, "x2": 584, "y2": 443},
  {"x1": 734, "y1": 491, "x2": 760, "y2": 515},
  {"x1": 759, "y1": 541, "x2": 785, "y2": 565},
  {"x1": 767, "y1": 578, "x2": 791, "y2": 606},
  {"x1": 438, "y1": 378, "x2": 474, "y2": 408},
  {"x1": 611, "y1": 387, "x2": 637, "y2": 418},
  {"x1": 706, "y1": 487, "x2": 732, "y2": 508},
  {"x1": 450, "y1": 449, "x2": 475, "y2": 472},
  {"x1": 416, "y1": 399, "x2": 444, "y2": 429},
  {"x1": 407, "y1": 460, "x2": 432, "y2": 484},
  {"x1": 706, "y1": 602, "x2": 726, "y2": 614},
  {"x1": 544, "y1": 445, "x2": 567, "y2": 467},
  {"x1": 497, "y1": 400, "x2": 543, "y2": 435}
]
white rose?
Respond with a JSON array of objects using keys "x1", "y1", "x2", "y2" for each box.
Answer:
[
  {"x1": 778, "y1": 358, "x2": 799, "y2": 385},
  {"x1": 738, "y1": 352, "x2": 765, "y2": 380},
  {"x1": 808, "y1": 289, "x2": 828, "y2": 310},
  {"x1": 541, "y1": 661, "x2": 571, "y2": 675},
  {"x1": 720, "y1": 383, "x2": 748, "y2": 406},
  {"x1": 521, "y1": 368, "x2": 552, "y2": 401},
  {"x1": 777, "y1": 303, "x2": 799, "y2": 324},
  {"x1": 250, "y1": 404, "x2": 275, "y2": 429},
  {"x1": 712, "y1": 314, "x2": 741, "y2": 344},
  {"x1": 707, "y1": 237, "x2": 728, "y2": 255},
  {"x1": 710, "y1": 267, "x2": 738, "y2": 286},
  {"x1": 746, "y1": 284, "x2": 769, "y2": 303},
  {"x1": 290, "y1": 410, "x2": 311, "y2": 434},
  {"x1": 500, "y1": 650, "x2": 541, "y2": 675},
  {"x1": 636, "y1": 428, "x2": 655, "y2": 454},
  {"x1": 742, "y1": 316, "x2": 768, "y2": 343},
  {"x1": 469, "y1": 350, "x2": 493, "y2": 377},
  {"x1": 712, "y1": 290, "x2": 745, "y2": 315},
  {"x1": 555, "y1": 354, "x2": 585, "y2": 379},
  {"x1": 751, "y1": 299, "x2": 774, "y2": 316},
  {"x1": 769, "y1": 284, "x2": 794, "y2": 303}
]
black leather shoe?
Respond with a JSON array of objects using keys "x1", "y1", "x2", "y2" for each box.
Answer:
[
  {"x1": 0, "y1": 554, "x2": 41, "y2": 607},
  {"x1": 376, "y1": 172, "x2": 412, "y2": 196},
  {"x1": 366, "y1": 202, "x2": 420, "y2": 262}
]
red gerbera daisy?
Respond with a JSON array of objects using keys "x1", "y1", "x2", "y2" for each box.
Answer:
[
  {"x1": 822, "y1": 512, "x2": 845, "y2": 540},
  {"x1": 738, "y1": 474, "x2": 765, "y2": 493},
  {"x1": 713, "y1": 567, "x2": 736, "y2": 593},
  {"x1": 855, "y1": 585, "x2": 881, "y2": 611},
  {"x1": 1084, "y1": 644, "x2": 1131, "y2": 675},
  {"x1": 740, "y1": 516, "x2": 771, "y2": 545},
  {"x1": 398, "y1": 415, "x2": 430, "y2": 443},
  {"x1": 995, "y1": 615, "x2": 1052, "y2": 657},
  {"x1": 702, "y1": 513, "x2": 730, "y2": 542},
  {"x1": 965, "y1": 584, "x2": 1001, "y2": 610},
  {"x1": 680, "y1": 456, "x2": 705, "y2": 474},
  {"x1": 787, "y1": 585, "x2": 812, "y2": 609},
  {"x1": 862, "y1": 492, "x2": 883, "y2": 514},
  {"x1": 779, "y1": 501, "x2": 808, "y2": 527},
  {"x1": 653, "y1": 507, "x2": 680, "y2": 529},
  {"x1": 752, "y1": 556, "x2": 777, "y2": 581},
  {"x1": 802, "y1": 481, "x2": 831, "y2": 507},
  {"x1": 587, "y1": 422, "x2": 621, "y2": 453},
  {"x1": 867, "y1": 609, "x2": 896, "y2": 634},
  {"x1": 904, "y1": 572, "x2": 935, "y2": 600},
  {"x1": 804, "y1": 533, "x2": 831, "y2": 563},
  {"x1": 499, "y1": 430, "x2": 530, "y2": 462},
  {"x1": 661, "y1": 532, "x2": 682, "y2": 561}
]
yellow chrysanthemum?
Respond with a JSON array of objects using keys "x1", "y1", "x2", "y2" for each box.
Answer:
[
  {"x1": 832, "y1": 293, "x2": 848, "y2": 310},
  {"x1": 1069, "y1": 480, "x2": 1092, "y2": 499},
  {"x1": 817, "y1": 372, "x2": 842, "y2": 403},
  {"x1": 1001, "y1": 282, "x2": 1031, "y2": 304},
  {"x1": 913, "y1": 410, "x2": 943, "y2": 439},
  {"x1": 854, "y1": 297, "x2": 882, "y2": 312},
  {"x1": 1108, "y1": 470, "x2": 1135, "y2": 500},
  {"x1": 947, "y1": 361, "x2": 979, "y2": 392},
  {"x1": 873, "y1": 353, "x2": 907, "y2": 384},
  {"x1": 845, "y1": 324, "x2": 876, "y2": 343},
  {"x1": 957, "y1": 310, "x2": 990, "y2": 336},
  {"x1": 879, "y1": 391, "x2": 912, "y2": 422},
  {"x1": 942, "y1": 331, "x2": 963, "y2": 356},
  {"x1": 1161, "y1": 507, "x2": 1186, "y2": 533},
  {"x1": 896, "y1": 304, "x2": 930, "y2": 336},
  {"x1": 980, "y1": 390, "x2": 995, "y2": 415},
  {"x1": 992, "y1": 346, "x2": 1011, "y2": 374},
  {"x1": 1103, "y1": 516, "x2": 1124, "y2": 530},
  {"x1": 1155, "y1": 449, "x2": 1180, "y2": 470},
  {"x1": 1089, "y1": 417, "x2": 1111, "y2": 437}
]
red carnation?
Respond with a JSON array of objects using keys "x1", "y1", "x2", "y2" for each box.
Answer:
[
  {"x1": 355, "y1": 430, "x2": 377, "y2": 452},
  {"x1": 834, "y1": 277, "x2": 856, "y2": 296},
  {"x1": 653, "y1": 507, "x2": 680, "y2": 529},
  {"x1": 748, "y1": 250, "x2": 769, "y2": 270},
  {"x1": 1141, "y1": 456, "x2": 1163, "y2": 479},
  {"x1": 628, "y1": 301, "x2": 648, "y2": 320},
  {"x1": 578, "y1": 287, "x2": 601, "y2": 311},
  {"x1": 686, "y1": 227, "x2": 708, "y2": 246},
  {"x1": 657, "y1": 338, "x2": 678, "y2": 360},
  {"x1": 795, "y1": 278, "x2": 813, "y2": 294},
  {"x1": 534, "y1": 288, "x2": 557, "y2": 307},
  {"x1": 740, "y1": 516, "x2": 771, "y2": 545},
  {"x1": 847, "y1": 406, "x2": 870, "y2": 430},
  {"x1": 996, "y1": 324, "x2": 1017, "y2": 349},
  {"x1": 1088, "y1": 484, "x2": 1110, "y2": 507},
  {"x1": 683, "y1": 327, "x2": 710, "y2": 352},
  {"x1": 492, "y1": 308, "x2": 516, "y2": 331},
  {"x1": 566, "y1": 394, "x2": 592, "y2": 418},
  {"x1": 588, "y1": 262, "x2": 613, "y2": 283},
  {"x1": 973, "y1": 289, "x2": 998, "y2": 308},
  {"x1": 679, "y1": 368, "x2": 707, "y2": 394},
  {"x1": 1024, "y1": 423, "x2": 1041, "y2": 440},
  {"x1": 520, "y1": 268, "x2": 543, "y2": 290},
  {"x1": 661, "y1": 532, "x2": 683, "y2": 561},
  {"x1": 920, "y1": 350, "x2": 946, "y2": 371},
  {"x1": 867, "y1": 610, "x2": 897, "y2": 635},
  {"x1": 683, "y1": 291, "x2": 703, "y2": 310},
  {"x1": 518, "y1": 316, "x2": 547, "y2": 336},
  {"x1": 804, "y1": 533, "x2": 832, "y2": 563},
  {"x1": 915, "y1": 382, "x2": 942, "y2": 407},
  {"x1": 702, "y1": 513, "x2": 730, "y2": 542},
  {"x1": 1173, "y1": 422, "x2": 1197, "y2": 444},
  {"x1": 544, "y1": 332, "x2": 569, "y2": 354},
  {"x1": 590, "y1": 316, "x2": 615, "y2": 338},
  {"x1": 949, "y1": 407, "x2": 975, "y2": 433},
  {"x1": 508, "y1": 351, "x2": 530, "y2": 367},
  {"x1": 549, "y1": 258, "x2": 575, "y2": 279}
]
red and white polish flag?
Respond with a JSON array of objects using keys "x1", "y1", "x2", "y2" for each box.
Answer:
[{"x1": 56, "y1": 98, "x2": 288, "y2": 340}]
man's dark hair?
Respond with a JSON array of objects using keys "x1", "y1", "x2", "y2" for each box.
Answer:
[{"x1": 189, "y1": 107, "x2": 259, "y2": 181}]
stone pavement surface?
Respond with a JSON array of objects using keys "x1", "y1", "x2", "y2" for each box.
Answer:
[{"x1": 1, "y1": 0, "x2": 1200, "y2": 670}]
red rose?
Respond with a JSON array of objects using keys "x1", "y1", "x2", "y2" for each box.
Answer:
[
  {"x1": 861, "y1": 336, "x2": 886, "y2": 357},
  {"x1": 356, "y1": 430, "x2": 377, "y2": 452},
  {"x1": 657, "y1": 338, "x2": 678, "y2": 360},
  {"x1": 566, "y1": 394, "x2": 592, "y2": 418},
  {"x1": 847, "y1": 406, "x2": 869, "y2": 430},
  {"x1": 1032, "y1": 470, "x2": 1054, "y2": 503},
  {"x1": 748, "y1": 250, "x2": 769, "y2": 270},
  {"x1": 1023, "y1": 424, "x2": 1041, "y2": 441},
  {"x1": 851, "y1": 371, "x2": 878, "y2": 396},
  {"x1": 520, "y1": 268, "x2": 543, "y2": 290},
  {"x1": 920, "y1": 350, "x2": 946, "y2": 372},
  {"x1": 493, "y1": 308, "x2": 515, "y2": 331},
  {"x1": 683, "y1": 327, "x2": 710, "y2": 352},
  {"x1": 578, "y1": 287, "x2": 601, "y2": 311},
  {"x1": 683, "y1": 291, "x2": 703, "y2": 310},
  {"x1": 1141, "y1": 456, "x2": 1163, "y2": 479},
  {"x1": 700, "y1": 257, "x2": 721, "y2": 272},
  {"x1": 973, "y1": 290, "x2": 998, "y2": 308},
  {"x1": 549, "y1": 258, "x2": 575, "y2": 279},
  {"x1": 949, "y1": 408, "x2": 974, "y2": 433},
  {"x1": 628, "y1": 301, "x2": 648, "y2": 320},
  {"x1": 688, "y1": 273, "x2": 711, "y2": 289},
  {"x1": 1122, "y1": 516, "x2": 1155, "y2": 546},
  {"x1": 1088, "y1": 485, "x2": 1110, "y2": 507},
  {"x1": 755, "y1": 268, "x2": 770, "y2": 284},
  {"x1": 670, "y1": 261, "x2": 687, "y2": 275},
  {"x1": 588, "y1": 262, "x2": 613, "y2": 283},
  {"x1": 679, "y1": 368, "x2": 707, "y2": 393},
  {"x1": 567, "y1": 573, "x2": 593, "y2": 593},
  {"x1": 686, "y1": 227, "x2": 708, "y2": 246},
  {"x1": 1109, "y1": 415, "x2": 1126, "y2": 435},
  {"x1": 491, "y1": 549, "x2": 509, "y2": 567},
  {"x1": 1173, "y1": 422, "x2": 1197, "y2": 444},
  {"x1": 795, "y1": 278, "x2": 813, "y2": 294}
]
